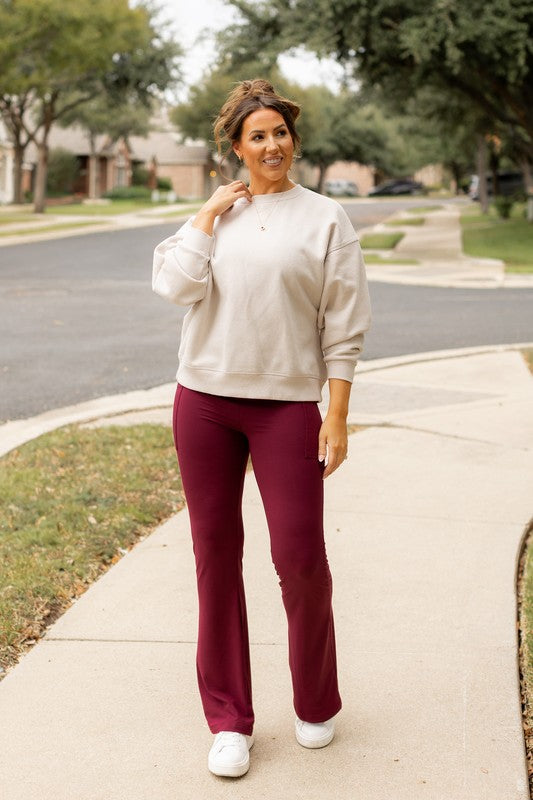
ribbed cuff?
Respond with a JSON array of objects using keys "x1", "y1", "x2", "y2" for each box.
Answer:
[
  {"x1": 325, "y1": 360, "x2": 356, "y2": 382},
  {"x1": 182, "y1": 224, "x2": 214, "y2": 255}
]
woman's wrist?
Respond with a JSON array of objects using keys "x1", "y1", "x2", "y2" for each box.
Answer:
[
  {"x1": 326, "y1": 378, "x2": 351, "y2": 420},
  {"x1": 325, "y1": 409, "x2": 348, "y2": 421},
  {"x1": 191, "y1": 207, "x2": 217, "y2": 236}
]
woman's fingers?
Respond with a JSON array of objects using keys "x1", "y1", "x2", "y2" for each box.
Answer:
[
  {"x1": 322, "y1": 443, "x2": 347, "y2": 478},
  {"x1": 318, "y1": 420, "x2": 348, "y2": 479}
]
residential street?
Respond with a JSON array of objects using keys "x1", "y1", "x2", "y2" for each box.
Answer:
[{"x1": 1, "y1": 198, "x2": 532, "y2": 422}]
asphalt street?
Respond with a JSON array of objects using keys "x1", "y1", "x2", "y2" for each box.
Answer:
[{"x1": 1, "y1": 198, "x2": 532, "y2": 422}]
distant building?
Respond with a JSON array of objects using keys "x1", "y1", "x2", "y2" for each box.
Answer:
[
  {"x1": 10, "y1": 112, "x2": 219, "y2": 202},
  {"x1": 129, "y1": 130, "x2": 218, "y2": 199},
  {"x1": 23, "y1": 125, "x2": 132, "y2": 199}
]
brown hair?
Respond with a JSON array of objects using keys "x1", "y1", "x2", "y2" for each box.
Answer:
[{"x1": 213, "y1": 79, "x2": 302, "y2": 179}]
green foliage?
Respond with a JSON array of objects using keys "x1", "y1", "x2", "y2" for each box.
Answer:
[
  {"x1": 102, "y1": 186, "x2": 151, "y2": 200},
  {"x1": 493, "y1": 195, "x2": 515, "y2": 219},
  {"x1": 45, "y1": 148, "x2": 80, "y2": 195},
  {"x1": 172, "y1": 64, "x2": 407, "y2": 185},
  {"x1": 0, "y1": 0, "x2": 182, "y2": 210},
  {"x1": 220, "y1": 0, "x2": 533, "y2": 158},
  {"x1": 157, "y1": 177, "x2": 173, "y2": 191},
  {"x1": 57, "y1": 93, "x2": 152, "y2": 151},
  {"x1": 132, "y1": 165, "x2": 150, "y2": 186}
]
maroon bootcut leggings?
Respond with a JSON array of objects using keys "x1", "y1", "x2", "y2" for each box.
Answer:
[{"x1": 173, "y1": 384, "x2": 342, "y2": 735}]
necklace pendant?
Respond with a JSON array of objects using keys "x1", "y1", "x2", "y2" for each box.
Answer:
[{"x1": 260, "y1": 225, "x2": 266, "y2": 231}]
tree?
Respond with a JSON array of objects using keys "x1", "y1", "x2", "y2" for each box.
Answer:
[
  {"x1": 290, "y1": 86, "x2": 392, "y2": 191},
  {"x1": 57, "y1": 94, "x2": 151, "y2": 199},
  {"x1": 172, "y1": 65, "x2": 395, "y2": 190},
  {"x1": 0, "y1": 0, "x2": 181, "y2": 211},
  {"x1": 219, "y1": 0, "x2": 533, "y2": 165}
]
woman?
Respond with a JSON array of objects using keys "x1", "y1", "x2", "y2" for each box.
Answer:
[{"x1": 152, "y1": 79, "x2": 371, "y2": 778}]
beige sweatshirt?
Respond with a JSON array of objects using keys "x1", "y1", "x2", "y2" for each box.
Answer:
[{"x1": 152, "y1": 183, "x2": 371, "y2": 401}]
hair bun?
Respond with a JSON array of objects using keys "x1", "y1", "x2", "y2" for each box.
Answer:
[{"x1": 238, "y1": 79, "x2": 276, "y2": 99}]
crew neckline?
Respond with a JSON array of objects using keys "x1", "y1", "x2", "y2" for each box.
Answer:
[{"x1": 250, "y1": 183, "x2": 304, "y2": 203}]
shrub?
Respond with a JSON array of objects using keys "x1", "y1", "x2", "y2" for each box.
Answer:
[
  {"x1": 102, "y1": 186, "x2": 151, "y2": 200},
  {"x1": 46, "y1": 148, "x2": 80, "y2": 195},
  {"x1": 157, "y1": 176, "x2": 172, "y2": 191},
  {"x1": 493, "y1": 195, "x2": 514, "y2": 219},
  {"x1": 132, "y1": 166, "x2": 149, "y2": 186}
]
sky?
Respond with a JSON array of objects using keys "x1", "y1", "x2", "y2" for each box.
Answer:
[{"x1": 154, "y1": 0, "x2": 345, "y2": 100}]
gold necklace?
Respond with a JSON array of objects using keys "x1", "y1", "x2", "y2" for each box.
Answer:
[{"x1": 252, "y1": 198, "x2": 280, "y2": 231}]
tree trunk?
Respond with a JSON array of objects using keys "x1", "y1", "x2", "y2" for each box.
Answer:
[
  {"x1": 13, "y1": 143, "x2": 25, "y2": 204},
  {"x1": 521, "y1": 159, "x2": 533, "y2": 223},
  {"x1": 316, "y1": 163, "x2": 327, "y2": 194},
  {"x1": 489, "y1": 149, "x2": 500, "y2": 196},
  {"x1": 87, "y1": 132, "x2": 99, "y2": 199},
  {"x1": 32, "y1": 97, "x2": 56, "y2": 213},
  {"x1": 476, "y1": 134, "x2": 489, "y2": 214},
  {"x1": 449, "y1": 161, "x2": 461, "y2": 195},
  {"x1": 33, "y1": 140, "x2": 49, "y2": 213},
  {"x1": 520, "y1": 158, "x2": 532, "y2": 193}
]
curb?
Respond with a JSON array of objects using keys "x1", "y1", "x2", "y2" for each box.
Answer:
[
  {"x1": 1, "y1": 342, "x2": 532, "y2": 459},
  {"x1": 0, "y1": 210, "x2": 195, "y2": 248}
]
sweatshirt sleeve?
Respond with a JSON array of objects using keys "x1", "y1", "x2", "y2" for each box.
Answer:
[
  {"x1": 152, "y1": 216, "x2": 213, "y2": 306},
  {"x1": 317, "y1": 238, "x2": 372, "y2": 382}
]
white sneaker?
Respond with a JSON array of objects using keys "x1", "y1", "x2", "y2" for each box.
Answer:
[
  {"x1": 295, "y1": 716, "x2": 336, "y2": 749},
  {"x1": 208, "y1": 731, "x2": 254, "y2": 777}
]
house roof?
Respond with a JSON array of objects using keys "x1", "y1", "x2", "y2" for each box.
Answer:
[
  {"x1": 25, "y1": 125, "x2": 119, "y2": 163},
  {"x1": 23, "y1": 124, "x2": 212, "y2": 166},
  {"x1": 129, "y1": 131, "x2": 211, "y2": 165}
]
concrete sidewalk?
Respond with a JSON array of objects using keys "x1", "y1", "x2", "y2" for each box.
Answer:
[
  {"x1": 0, "y1": 346, "x2": 532, "y2": 799},
  {"x1": 0, "y1": 202, "x2": 200, "y2": 247},
  {"x1": 363, "y1": 205, "x2": 533, "y2": 289}
]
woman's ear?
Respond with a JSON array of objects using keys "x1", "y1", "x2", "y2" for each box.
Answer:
[{"x1": 232, "y1": 145, "x2": 242, "y2": 162}]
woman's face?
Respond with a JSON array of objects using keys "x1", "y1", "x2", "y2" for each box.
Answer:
[{"x1": 233, "y1": 107, "x2": 294, "y2": 187}]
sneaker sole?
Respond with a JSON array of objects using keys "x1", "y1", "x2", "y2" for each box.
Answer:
[
  {"x1": 295, "y1": 726, "x2": 335, "y2": 749},
  {"x1": 208, "y1": 738, "x2": 254, "y2": 777}
]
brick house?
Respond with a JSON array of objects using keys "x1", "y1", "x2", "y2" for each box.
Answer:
[{"x1": 129, "y1": 130, "x2": 219, "y2": 199}]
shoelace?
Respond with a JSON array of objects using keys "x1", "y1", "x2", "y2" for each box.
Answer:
[{"x1": 215, "y1": 731, "x2": 245, "y2": 751}]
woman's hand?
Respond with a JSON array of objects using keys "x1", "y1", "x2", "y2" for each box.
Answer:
[
  {"x1": 192, "y1": 181, "x2": 252, "y2": 235},
  {"x1": 318, "y1": 414, "x2": 348, "y2": 479}
]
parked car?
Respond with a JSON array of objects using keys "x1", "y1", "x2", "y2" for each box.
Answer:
[
  {"x1": 368, "y1": 179, "x2": 425, "y2": 196},
  {"x1": 325, "y1": 179, "x2": 359, "y2": 197},
  {"x1": 468, "y1": 171, "x2": 524, "y2": 200}
]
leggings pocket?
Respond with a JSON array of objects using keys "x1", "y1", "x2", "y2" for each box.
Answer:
[
  {"x1": 172, "y1": 383, "x2": 184, "y2": 451},
  {"x1": 302, "y1": 401, "x2": 322, "y2": 459}
]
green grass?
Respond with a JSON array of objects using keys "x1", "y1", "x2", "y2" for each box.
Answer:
[
  {"x1": 0, "y1": 221, "x2": 111, "y2": 237},
  {"x1": 461, "y1": 202, "x2": 533, "y2": 273},
  {"x1": 43, "y1": 200, "x2": 171, "y2": 216},
  {"x1": 384, "y1": 217, "x2": 425, "y2": 226},
  {"x1": 407, "y1": 205, "x2": 443, "y2": 214},
  {"x1": 0, "y1": 424, "x2": 183, "y2": 673},
  {"x1": 0, "y1": 213, "x2": 38, "y2": 225},
  {"x1": 360, "y1": 232, "x2": 405, "y2": 249},
  {"x1": 363, "y1": 254, "x2": 419, "y2": 265}
]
